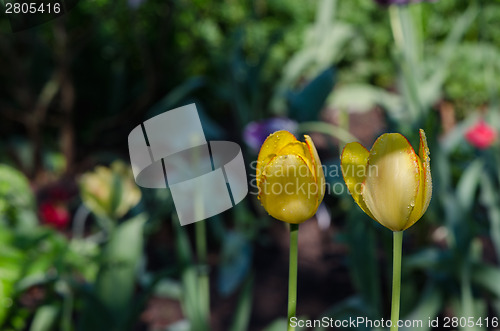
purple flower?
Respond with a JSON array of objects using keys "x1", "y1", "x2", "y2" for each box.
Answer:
[
  {"x1": 243, "y1": 118, "x2": 298, "y2": 152},
  {"x1": 374, "y1": 0, "x2": 436, "y2": 6}
]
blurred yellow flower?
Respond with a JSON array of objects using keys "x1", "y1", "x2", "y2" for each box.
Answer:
[
  {"x1": 341, "y1": 129, "x2": 432, "y2": 231},
  {"x1": 80, "y1": 161, "x2": 141, "y2": 220},
  {"x1": 257, "y1": 130, "x2": 325, "y2": 224}
]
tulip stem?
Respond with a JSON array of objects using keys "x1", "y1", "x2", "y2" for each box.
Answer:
[
  {"x1": 391, "y1": 231, "x2": 403, "y2": 331},
  {"x1": 288, "y1": 223, "x2": 299, "y2": 331},
  {"x1": 195, "y1": 220, "x2": 210, "y2": 323}
]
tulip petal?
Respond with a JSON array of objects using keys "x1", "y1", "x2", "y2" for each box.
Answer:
[
  {"x1": 404, "y1": 129, "x2": 432, "y2": 229},
  {"x1": 403, "y1": 157, "x2": 425, "y2": 230},
  {"x1": 277, "y1": 141, "x2": 314, "y2": 175},
  {"x1": 418, "y1": 129, "x2": 432, "y2": 213},
  {"x1": 258, "y1": 154, "x2": 318, "y2": 224},
  {"x1": 340, "y1": 142, "x2": 375, "y2": 220},
  {"x1": 304, "y1": 135, "x2": 326, "y2": 204},
  {"x1": 362, "y1": 133, "x2": 420, "y2": 231},
  {"x1": 257, "y1": 130, "x2": 298, "y2": 188}
]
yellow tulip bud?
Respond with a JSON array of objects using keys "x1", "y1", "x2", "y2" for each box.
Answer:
[
  {"x1": 80, "y1": 161, "x2": 142, "y2": 220},
  {"x1": 341, "y1": 129, "x2": 432, "y2": 231},
  {"x1": 256, "y1": 130, "x2": 325, "y2": 224}
]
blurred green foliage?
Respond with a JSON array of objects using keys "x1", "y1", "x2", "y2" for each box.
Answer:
[{"x1": 1, "y1": 0, "x2": 500, "y2": 330}]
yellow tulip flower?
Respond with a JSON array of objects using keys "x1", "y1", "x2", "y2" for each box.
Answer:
[
  {"x1": 341, "y1": 129, "x2": 432, "y2": 232},
  {"x1": 80, "y1": 161, "x2": 142, "y2": 220},
  {"x1": 257, "y1": 130, "x2": 325, "y2": 224}
]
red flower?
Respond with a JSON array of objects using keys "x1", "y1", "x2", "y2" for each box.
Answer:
[
  {"x1": 465, "y1": 120, "x2": 497, "y2": 149},
  {"x1": 39, "y1": 202, "x2": 70, "y2": 229}
]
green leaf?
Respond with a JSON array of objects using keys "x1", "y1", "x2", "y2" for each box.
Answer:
[
  {"x1": 94, "y1": 214, "x2": 146, "y2": 326},
  {"x1": 165, "y1": 320, "x2": 191, "y2": 331},
  {"x1": 343, "y1": 209, "x2": 382, "y2": 318},
  {"x1": 229, "y1": 275, "x2": 253, "y2": 331},
  {"x1": 174, "y1": 217, "x2": 193, "y2": 266},
  {"x1": 419, "y1": 4, "x2": 478, "y2": 108},
  {"x1": 15, "y1": 273, "x2": 56, "y2": 293},
  {"x1": 172, "y1": 218, "x2": 206, "y2": 331},
  {"x1": 217, "y1": 231, "x2": 252, "y2": 296},
  {"x1": 0, "y1": 164, "x2": 33, "y2": 207},
  {"x1": 288, "y1": 67, "x2": 336, "y2": 122},
  {"x1": 29, "y1": 305, "x2": 59, "y2": 331},
  {"x1": 0, "y1": 235, "x2": 23, "y2": 325},
  {"x1": 316, "y1": 296, "x2": 371, "y2": 331},
  {"x1": 271, "y1": 0, "x2": 352, "y2": 115},
  {"x1": 263, "y1": 319, "x2": 289, "y2": 331},
  {"x1": 471, "y1": 263, "x2": 500, "y2": 298},
  {"x1": 405, "y1": 248, "x2": 446, "y2": 271},
  {"x1": 479, "y1": 173, "x2": 500, "y2": 260},
  {"x1": 450, "y1": 296, "x2": 486, "y2": 327},
  {"x1": 78, "y1": 286, "x2": 114, "y2": 331},
  {"x1": 329, "y1": 84, "x2": 402, "y2": 115},
  {"x1": 440, "y1": 114, "x2": 479, "y2": 155},
  {"x1": 180, "y1": 266, "x2": 207, "y2": 331},
  {"x1": 0, "y1": 164, "x2": 37, "y2": 229},
  {"x1": 264, "y1": 317, "x2": 308, "y2": 331},
  {"x1": 436, "y1": 4, "x2": 478, "y2": 70},
  {"x1": 153, "y1": 278, "x2": 182, "y2": 300},
  {"x1": 296, "y1": 121, "x2": 358, "y2": 146},
  {"x1": 456, "y1": 159, "x2": 483, "y2": 213},
  {"x1": 399, "y1": 283, "x2": 443, "y2": 331}
]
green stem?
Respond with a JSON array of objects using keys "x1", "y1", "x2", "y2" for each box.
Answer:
[
  {"x1": 61, "y1": 281, "x2": 73, "y2": 331},
  {"x1": 391, "y1": 231, "x2": 403, "y2": 331},
  {"x1": 287, "y1": 223, "x2": 299, "y2": 331},
  {"x1": 195, "y1": 220, "x2": 210, "y2": 323},
  {"x1": 192, "y1": 139, "x2": 210, "y2": 327},
  {"x1": 461, "y1": 251, "x2": 477, "y2": 331}
]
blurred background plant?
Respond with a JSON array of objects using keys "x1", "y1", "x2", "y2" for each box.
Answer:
[{"x1": 1, "y1": 0, "x2": 500, "y2": 330}]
